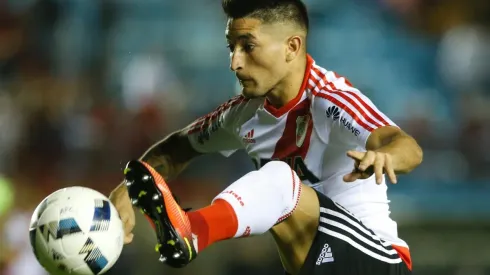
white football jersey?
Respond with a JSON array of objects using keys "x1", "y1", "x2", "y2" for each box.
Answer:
[{"x1": 186, "y1": 55, "x2": 407, "y2": 247}]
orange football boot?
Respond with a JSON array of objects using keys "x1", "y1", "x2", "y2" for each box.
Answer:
[{"x1": 123, "y1": 160, "x2": 196, "y2": 268}]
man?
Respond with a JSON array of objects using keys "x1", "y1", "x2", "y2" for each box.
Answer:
[{"x1": 110, "y1": 0, "x2": 423, "y2": 274}]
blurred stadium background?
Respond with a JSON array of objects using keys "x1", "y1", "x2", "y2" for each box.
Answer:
[{"x1": 0, "y1": 0, "x2": 490, "y2": 274}]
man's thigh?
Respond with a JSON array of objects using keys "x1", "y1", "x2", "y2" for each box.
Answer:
[
  {"x1": 298, "y1": 190, "x2": 411, "y2": 275},
  {"x1": 271, "y1": 184, "x2": 320, "y2": 274}
]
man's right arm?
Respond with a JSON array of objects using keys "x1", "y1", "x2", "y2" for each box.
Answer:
[
  {"x1": 110, "y1": 128, "x2": 201, "y2": 244},
  {"x1": 139, "y1": 129, "x2": 202, "y2": 181},
  {"x1": 140, "y1": 95, "x2": 249, "y2": 178},
  {"x1": 111, "y1": 95, "x2": 248, "y2": 244},
  {"x1": 137, "y1": 94, "x2": 248, "y2": 180}
]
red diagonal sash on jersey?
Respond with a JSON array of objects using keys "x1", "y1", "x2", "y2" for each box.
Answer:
[{"x1": 271, "y1": 99, "x2": 313, "y2": 164}]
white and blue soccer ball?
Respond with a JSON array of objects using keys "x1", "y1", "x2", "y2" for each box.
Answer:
[{"x1": 29, "y1": 186, "x2": 124, "y2": 275}]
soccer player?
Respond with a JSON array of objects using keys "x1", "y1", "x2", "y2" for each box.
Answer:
[{"x1": 109, "y1": 0, "x2": 423, "y2": 274}]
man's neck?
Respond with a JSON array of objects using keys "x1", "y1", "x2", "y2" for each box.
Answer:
[{"x1": 265, "y1": 57, "x2": 308, "y2": 109}]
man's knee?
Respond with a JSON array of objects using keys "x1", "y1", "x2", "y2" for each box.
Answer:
[
  {"x1": 260, "y1": 160, "x2": 297, "y2": 188},
  {"x1": 271, "y1": 185, "x2": 320, "y2": 244},
  {"x1": 258, "y1": 161, "x2": 320, "y2": 241},
  {"x1": 260, "y1": 160, "x2": 302, "y2": 219}
]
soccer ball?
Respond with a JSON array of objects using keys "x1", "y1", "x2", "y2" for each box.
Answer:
[{"x1": 29, "y1": 186, "x2": 124, "y2": 275}]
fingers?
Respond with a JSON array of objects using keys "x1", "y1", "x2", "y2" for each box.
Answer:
[
  {"x1": 358, "y1": 151, "x2": 376, "y2": 171},
  {"x1": 373, "y1": 155, "x2": 384, "y2": 184},
  {"x1": 110, "y1": 182, "x2": 136, "y2": 245},
  {"x1": 119, "y1": 204, "x2": 135, "y2": 244},
  {"x1": 372, "y1": 152, "x2": 397, "y2": 184},
  {"x1": 346, "y1": 150, "x2": 365, "y2": 161},
  {"x1": 384, "y1": 154, "x2": 397, "y2": 184},
  {"x1": 121, "y1": 211, "x2": 136, "y2": 242},
  {"x1": 343, "y1": 169, "x2": 362, "y2": 182},
  {"x1": 344, "y1": 150, "x2": 397, "y2": 184},
  {"x1": 119, "y1": 209, "x2": 135, "y2": 244},
  {"x1": 124, "y1": 233, "x2": 134, "y2": 244}
]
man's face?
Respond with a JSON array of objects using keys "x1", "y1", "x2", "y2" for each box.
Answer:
[{"x1": 226, "y1": 17, "x2": 290, "y2": 98}]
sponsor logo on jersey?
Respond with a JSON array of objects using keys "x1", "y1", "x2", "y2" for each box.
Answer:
[
  {"x1": 339, "y1": 117, "x2": 361, "y2": 136},
  {"x1": 325, "y1": 106, "x2": 340, "y2": 121},
  {"x1": 326, "y1": 106, "x2": 361, "y2": 136}
]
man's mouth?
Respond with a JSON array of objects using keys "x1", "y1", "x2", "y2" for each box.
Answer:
[{"x1": 236, "y1": 75, "x2": 251, "y2": 82}]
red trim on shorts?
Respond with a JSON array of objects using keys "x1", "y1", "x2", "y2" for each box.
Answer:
[{"x1": 392, "y1": 244, "x2": 412, "y2": 271}]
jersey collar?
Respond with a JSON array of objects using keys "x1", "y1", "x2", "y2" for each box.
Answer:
[{"x1": 264, "y1": 54, "x2": 314, "y2": 118}]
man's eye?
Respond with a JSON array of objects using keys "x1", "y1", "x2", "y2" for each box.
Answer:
[
  {"x1": 226, "y1": 44, "x2": 235, "y2": 52},
  {"x1": 244, "y1": 44, "x2": 255, "y2": 52}
]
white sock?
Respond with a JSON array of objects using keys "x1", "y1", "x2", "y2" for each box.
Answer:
[{"x1": 212, "y1": 161, "x2": 302, "y2": 237}]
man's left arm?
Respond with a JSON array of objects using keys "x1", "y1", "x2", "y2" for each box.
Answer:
[
  {"x1": 343, "y1": 126, "x2": 423, "y2": 184},
  {"x1": 313, "y1": 73, "x2": 423, "y2": 185}
]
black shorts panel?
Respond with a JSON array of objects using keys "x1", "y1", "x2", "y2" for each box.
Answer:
[{"x1": 298, "y1": 190, "x2": 411, "y2": 275}]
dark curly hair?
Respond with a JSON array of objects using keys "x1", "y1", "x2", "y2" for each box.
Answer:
[{"x1": 222, "y1": 0, "x2": 309, "y2": 32}]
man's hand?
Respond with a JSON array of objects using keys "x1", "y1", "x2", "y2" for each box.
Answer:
[
  {"x1": 109, "y1": 182, "x2": 135, "y2": 244},
  {"x1": 343, "y1": 150, "x2": 397, "y2": 184}
]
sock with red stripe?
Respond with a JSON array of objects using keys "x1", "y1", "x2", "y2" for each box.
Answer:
[{"x1": 187, "y1": 161, "x2": 301, "y2": 252}]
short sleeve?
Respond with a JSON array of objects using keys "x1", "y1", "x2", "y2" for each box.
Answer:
[
  {"x1": 185, "y1": 95, "x2": 247, "y2": 157},
  {"x1": 312, "y1": 73, "x2": 397, "y2": 147}
]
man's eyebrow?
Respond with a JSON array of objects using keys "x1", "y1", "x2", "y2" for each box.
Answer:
[{"x1": 226, "y1": 33, "x2": 256, "y2": 41}]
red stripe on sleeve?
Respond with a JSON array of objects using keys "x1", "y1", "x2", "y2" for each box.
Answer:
[
  {"x1": 187, "y1": 95, "x2": 246, "y2": 134},
  {"x1": 339, "y1": 91, "x2": 389, "y2": 126},
  {"x1": 313, "y1": 91, "x2": 375, "y2": 132},
  {"x1": 310, "y1": 67, "x2": 384, "y2": 128}
]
